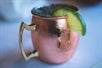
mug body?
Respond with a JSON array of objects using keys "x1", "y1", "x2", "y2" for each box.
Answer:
[{"x1": 31, "y1": 15, "x2": 79, "y2": 64}]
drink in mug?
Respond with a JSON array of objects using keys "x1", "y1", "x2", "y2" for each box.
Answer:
[{"x1": 19, "y1": 4, "x2": 86, "y2": 64}]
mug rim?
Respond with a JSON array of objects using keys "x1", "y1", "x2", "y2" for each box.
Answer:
[{"x1": 32, "y1": 14, "x2": 67, "y2": 20}]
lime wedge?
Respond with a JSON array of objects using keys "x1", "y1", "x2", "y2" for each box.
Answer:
[
  {"x1": 67, "y1": 11, "x2": 86, "y2": 36},
  {"x1": 52, "y1": 8, "x2": 86, "y2": 36}
]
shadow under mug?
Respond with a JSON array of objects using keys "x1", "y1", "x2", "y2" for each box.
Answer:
[{"x1": 19, "y1": 14, "x2": 79, "y2": 64}]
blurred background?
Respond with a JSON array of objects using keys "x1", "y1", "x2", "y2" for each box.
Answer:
[{"x1": 0, "y1": 0, "x2": 102, "y2": 68}]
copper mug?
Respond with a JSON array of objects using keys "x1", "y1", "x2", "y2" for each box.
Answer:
[{"x1": 19, "y1": 14, "x2": 79, "y2": 64}]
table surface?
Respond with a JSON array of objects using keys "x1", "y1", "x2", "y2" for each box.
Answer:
[{"x1": 0, "y1": 3, "x2": 102, "y2": 68}]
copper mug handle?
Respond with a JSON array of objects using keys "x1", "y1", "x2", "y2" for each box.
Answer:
[{"x1": 19, "y1": 22, "x2": 38, "y2": 61}]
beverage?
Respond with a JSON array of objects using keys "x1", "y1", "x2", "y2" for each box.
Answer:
[{"x1": 19, "y1": 4, "x2": 86, "y2": 64}]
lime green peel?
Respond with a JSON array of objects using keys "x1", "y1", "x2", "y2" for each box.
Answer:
[{"x1": 67, "y1": 11, "x2": 86, "y2": 36}]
